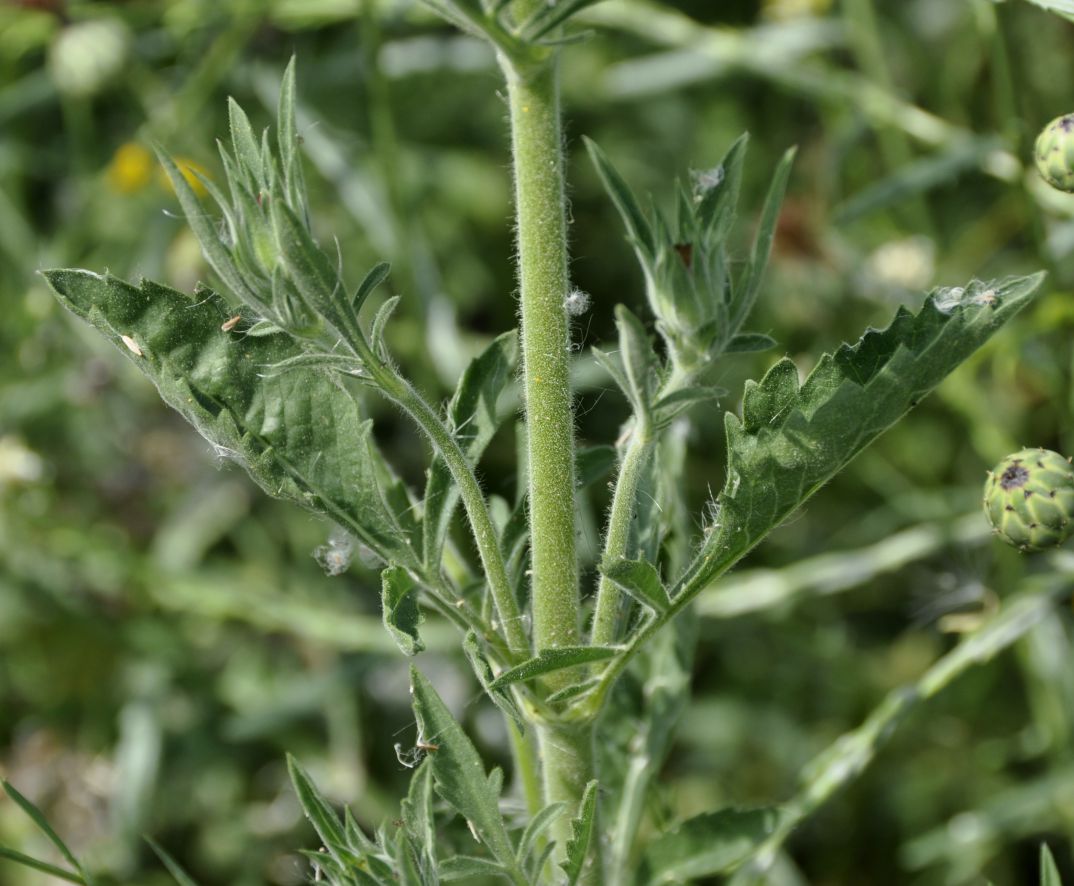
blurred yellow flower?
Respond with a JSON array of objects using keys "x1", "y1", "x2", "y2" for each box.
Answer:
[
  {"x1": 107, "y1": 143, "x2": 210, "y2": 197},
  {"x1": 158, "y1": 155, "x2": 210, "y2": 197},
  {"x1": 106, "y1": 142, "x2": 153, "y2": 193}
]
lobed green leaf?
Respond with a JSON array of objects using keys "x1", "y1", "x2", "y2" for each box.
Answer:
[
  {"x1": 675, "y1": 273, "x2": 1046, "y2": 600},
  {"x1": 287, "y1": 755, "x2": 348, "y2": 862},
  {"x1": 408, "y1": 669, "x2": 523, "y2": 880},
  {"x1": 615, "y1": 304, "x2": 660, "y2": 415},
  {"x1": 43, "y1": 270, "x2": 415, "y2": 567},
  {"x1": 560, "y1": 780, "x2": 599, "y2": 886}
]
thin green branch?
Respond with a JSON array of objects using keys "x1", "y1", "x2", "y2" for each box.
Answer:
[
  {"x1": 590, "y1": 417, "x2": 654, "y2": 645},
  {"x1": 370, "y1": 368, "x2": 531, "y2": 659}
]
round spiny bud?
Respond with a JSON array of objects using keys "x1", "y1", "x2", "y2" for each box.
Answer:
[
  {"x1": 1034, "y1": 114, "x2": 1074, "y2": 193},
  {"x1": 983, "y1": 448, "x2": 1074, "y2": 552}
]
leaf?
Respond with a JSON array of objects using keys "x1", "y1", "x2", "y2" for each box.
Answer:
[
  {"x1": 602, "y1": 616, "x2": 696, "y2": 883},
  {"x1": 463, "y1": 631, "x2": 526, "y2": 731},
  {"x1": 286, "y1": 755, "x2": 348, "y2": 863},
  {"x1": 43, "y1": 270, "x2": 416, "y2": 567},
  {"x1": 651, "y1": 385, "x2": 723, "y2": 429},
  {"x1": 423, "y1": 331, "x2": 519, "y2": 572},
  {"x1": 674, "y1": 274, "x2": 1045, "y2": 600},
  {"x1": 615, "y1": 304, "x2": 659, "y2": 413},
  {"x1": 696, "y1": 133, "x2": 748, "y2": 245},
  {"x1": 584, "y1": 137, "x2": 655, "y2": 259},
  {"x1": 0, "y1": 847, "x2": 84, "y2": 884},
  {"x1": 393, "y1": 831, "x2": 426, "y2": 886},
  {"x1": 517, "y1": 802, "x2": 566, "y2": 867},
  {"x1": 257, "y1": 351, "x2": 365, "y2": 378},
  {"x1": 228, "y1": 97, "x2": 264, "y2": 189},
  {"x1": 591, "y1": 347, "x2": 632, "y2": 404},
  {"x1": 270, "y1": 197, "x2": 361, "y2": 344},
  {"x1": 401, "y1": 760, "x2": 437, "y2": 867},
  {"x1": 545, "y1": 678, "x2": 601, "y2": 706},
  {"x1": 439, "y1": 855, "x2": 509, "y2": 881},
  {"x1": 382, "y1": 566, "x2": 425, "y2": 656},
  {"x1": 599, "y1": 559, "x2": 670, "y2": 614},
  {"x1": 640, "y1": 807, "x2": 786, "y2": 883},
  {"x1": 725, "y1": 332, "x2": 777, "y2": 353},
  {"x1": 2, "y1": 780, "x2": 95, "y2": 885},
  {"x1": 370, "y1": 295, "x2": 401, "y2": 355},
  {"x1": 353, "y1": 261, "x2": 392, "y2": 314},
  {"x1": 561, "y1": 781, "x2": 598, "y2": 886},
  {"x1": 155, "y1": 147, "x2": 262, "y2": 311},
  {"x1": 146, "y1": 838, "x2": 202, "y2": 886},
  {"x1": 731, "y1": 146, "x2": 795, "y2": 330},
  {"x1": 522, "y1": 0, "x2": 606, "y2": 41},
  {"x1": 276, "y1": 56, "x2": 307, "y2": 218},
  {"x1": 488, "y1": 646, "x2": 620, "y2": 690},
  {"x1": 409, "y1": 668, "x2": 522, "y2": 877},
  {"x1": 1041, "y1": 844, "x2": 1064, "y2": 886}
]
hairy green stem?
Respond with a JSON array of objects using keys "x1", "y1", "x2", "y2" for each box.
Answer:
[
  {"x1": 592, "y1": 362, "x2": 692, "y2": 645},
  {"x1": 370, "y1": 368, "x2": 530, "y2": 659},
  {"x1": 503, "y1": 58, "x2": 579, "y2": 661},
  {"x1": 501, "y1": 19, "x2": 594, "y2": 870},
  {"x1": 591, "y1": 418, "x2": 654, "y2": 645}
]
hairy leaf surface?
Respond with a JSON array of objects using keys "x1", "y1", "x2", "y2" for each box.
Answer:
[
  {"x1": 44, "y1": 270, "x2": 415, "y2": 567},
  {"x1": 674, "y1": 274, "x2": 1045, "y2": 598},
  {"x1": 488, "y1": 646, "x2": 621, "y2": 690},
  {"x1": 561, "y1": 781, "x2": 599, "y2": 886},
  {"x1": 409, "y1": 669, "x2": 523, "y2": 880}
]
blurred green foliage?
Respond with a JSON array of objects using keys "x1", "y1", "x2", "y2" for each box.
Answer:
[{"x1": 1, "y1": 0, "x2": 1074, "y2": 883}]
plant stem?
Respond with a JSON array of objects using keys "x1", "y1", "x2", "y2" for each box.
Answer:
[
  {"x1": 500, "y1": 15, "x2": 593, "y2": 867},
  {"x1": 502, "y1": 55, "x2": 579, "y2": 661},
  {"x1": 507, "y1": 719, "x2": 544, "y2": 818},
  {"x1": 370, "y1": 369, "x2": 530, "y2": 659},
  {"x1": 591, "y1": 418, "x2": 654, "y2": 645}
]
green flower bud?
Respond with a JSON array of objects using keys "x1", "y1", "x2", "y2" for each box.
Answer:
[
  {"x1": 1034, "y1": 114, "x2": 1074, "y2": 193},
  {"x1": 983, "y1": 448, "x2": 1074, "y2": 551}
]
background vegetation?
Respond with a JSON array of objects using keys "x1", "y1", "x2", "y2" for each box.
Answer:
[{"x1": 2, "y1": 0, "x2": 1074, "y2": 883}]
